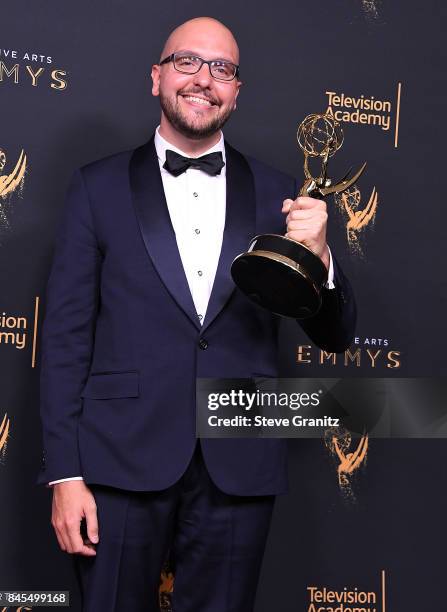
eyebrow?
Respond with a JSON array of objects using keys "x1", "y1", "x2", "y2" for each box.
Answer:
[{"x1": 174, "y1": 49, "x2": 237, "y2": 64}]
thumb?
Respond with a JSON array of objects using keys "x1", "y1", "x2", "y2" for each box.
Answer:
[{"x1": 85, "y1": 504, "x2": 99, "y2": 544}]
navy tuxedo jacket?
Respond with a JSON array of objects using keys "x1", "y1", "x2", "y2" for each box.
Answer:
[{"x1": 37, "y1": 136, "x2": 356, "y2": 495}]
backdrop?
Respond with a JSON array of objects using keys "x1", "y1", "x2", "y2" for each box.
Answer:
[{"x1": 0, "y1": 1, "x2": 445, "y2": 610}]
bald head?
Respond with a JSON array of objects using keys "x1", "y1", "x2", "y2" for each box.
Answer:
[{"x1": 160, "y1": 17, "x2": 240, "y2": 65}]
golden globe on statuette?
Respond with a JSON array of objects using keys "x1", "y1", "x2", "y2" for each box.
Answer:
[{"x1": 231, "y1": 112, "x2": 367, "y2": 318}]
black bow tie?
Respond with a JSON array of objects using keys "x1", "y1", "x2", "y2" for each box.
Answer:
[{"x1": 163, "y1": 149, "x2": 225, "y2": 177}]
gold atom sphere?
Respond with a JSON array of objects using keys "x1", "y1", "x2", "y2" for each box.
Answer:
[{"x1": 297, "y1": 113, "x2": 344, "y2": 158}]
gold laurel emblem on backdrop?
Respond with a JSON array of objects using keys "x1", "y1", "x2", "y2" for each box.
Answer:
[
  {"x1": 0, "y1": 147, "x2": 27, "y2": 236},
  {"x1": 158, "y1": 556, "x2": 174, "y2": 611},
  {"x1": 334, "y1": 185, "x2": 378, "y2": 256},
  {"x1": 324, "y1": 427, "x2": 368, "y2": 501},
  {"x1": 0, "y1": 412, "x2": 10, "y2": 459},
  {"x1": 0, "y1": 149, "x2": 27, "y2": 199},
  {"x1": 159, "y1": 569, "x2": 174, "y2": 610},
  {"x1": 361, "y1": 0, "x2": 380, "y2": 20}
]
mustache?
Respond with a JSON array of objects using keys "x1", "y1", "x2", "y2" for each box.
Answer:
[{"x1": 178, "y1": 89, "x2": 219, "y2": 105}]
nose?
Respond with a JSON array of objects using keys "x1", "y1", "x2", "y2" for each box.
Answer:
[{"x1": 192, "y1": 62, "x2": 213, "y2": 89}]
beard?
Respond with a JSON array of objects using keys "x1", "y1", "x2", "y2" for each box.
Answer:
[{"x1": 159, "y1": 89, "x2": 234, "y2": 140}]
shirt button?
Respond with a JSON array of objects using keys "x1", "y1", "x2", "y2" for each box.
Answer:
[
  {"x1": 193, "y1": 192, "x2": 198, "y2": 198},
  {"x1": 198, "y1": 270, "x2": 203, "y2": 277},
  {"x1": 194, "y1": 228, "x2": 201, "y2": 235},
  {"x1": 198, "y1": 338, "x2": 208, "y2": 350},
  {"x1": 198, "y1": 314, "x2": 203, "y2": 321}
]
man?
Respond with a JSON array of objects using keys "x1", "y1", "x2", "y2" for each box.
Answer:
[{"x1": 37, "y1": 16, "x2": 355, "y2": 612}]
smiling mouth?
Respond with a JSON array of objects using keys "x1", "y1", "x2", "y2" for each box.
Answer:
[{"x1": 180, "y1": 94, "x2": 217, "y2": 107}]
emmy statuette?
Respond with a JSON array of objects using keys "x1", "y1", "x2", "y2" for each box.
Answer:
[{"x1": 231, "y1": 112, "x2": 366, "y2": 318}]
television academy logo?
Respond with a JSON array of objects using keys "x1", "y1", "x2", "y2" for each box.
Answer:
[
  {"x1": 0, "y1": 298, "x2": 41, "y2": 367},
  {"x1": 307, "y1": 570, "x2": 387, "y2": 612},
  {"x1": 0, "y1": 311, "x2": 28, "y2": 351},
  {"x1": 324, "y1": 83, "x2": 402, "y2": 147}
]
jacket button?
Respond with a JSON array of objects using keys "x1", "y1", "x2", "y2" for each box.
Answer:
[
  {"x1": 41, "y1": 450, "x2": 46, "y2": 467},
  {"x1": 198, "y1": 338, "x2": 208, "y2": 350}
]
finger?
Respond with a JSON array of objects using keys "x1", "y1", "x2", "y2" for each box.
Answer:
[
  {"x1": 82, "y1": 538, "x2": 98, "y2": 551},
  {"x1": 66, "y1": 519, "x2": 97, "y2": 556},
  {"x1": 286, "y1": 225, "x2": 314, "y2": 235},
  {"x1": 75, "y1": 544, "x2": 97, "y2": 557},
  {"x1": 291, "y1": 207, "x2": 327, "y2": 218},
  {"x1": 287, "y1": 209, "x2": 319, "y2": 222},
  {"x1": 288, "y1": 215, "x2": 328, "y2": 233},
  {"x1": 287, "y1": 217, "x2": 327, "y2": 231},
  {"x1": 85, "y1": 504, "x2": 99, "y2": 544},
  {"x1": 290, "y1": 196, "x2": 326, "y2": 211},
  {"x1": 70, "y1": 538, "x2": 97, "y2": 556},
  {"x1": 282, "y1": 198, "x2": 294, "y2": 213}
]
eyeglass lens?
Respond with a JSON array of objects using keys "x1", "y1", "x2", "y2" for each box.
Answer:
[{"x1": 174, "y1": 54, "x2": 236, "y2": 80}]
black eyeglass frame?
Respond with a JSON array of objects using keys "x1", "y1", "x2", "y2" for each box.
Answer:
[{"x1": 159, "y1": 52, "x2": 240, "y2": 81}]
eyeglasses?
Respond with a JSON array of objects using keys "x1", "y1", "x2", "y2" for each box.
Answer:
[{"x1": 159, "y1": 52, "x2": 240, "y2": 82}]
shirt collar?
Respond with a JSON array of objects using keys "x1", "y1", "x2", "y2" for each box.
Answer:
[{"x1": 154, "y1": 125, "x2": 226, "y2": 174}]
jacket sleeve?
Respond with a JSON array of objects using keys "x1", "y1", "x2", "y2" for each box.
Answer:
[
  {"x1": 298, "y1": 254, "x2": 357, "y2": 353},
  {"x1": 293, "y1": 178, "x2": 357, "y2": 353},
  {"x1": 36, "y1": 168, "x2": 102, "y2": 485}
]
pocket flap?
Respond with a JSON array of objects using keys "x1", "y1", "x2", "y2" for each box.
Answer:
[{"x1": 81, "y1": 371, "x2": 139, "y2": 399}]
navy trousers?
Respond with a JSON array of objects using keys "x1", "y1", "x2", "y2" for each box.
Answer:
[{"x1": 73, "y1": 442, "x2": 275, "y2": 611}]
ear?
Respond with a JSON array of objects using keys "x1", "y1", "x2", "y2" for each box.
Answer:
[
  {"x1": 151, "y1": 64, "x2": 161, "y2": 97},
  {"x1": 233, "y1": 79, "x2": 242, "y2": 110}
]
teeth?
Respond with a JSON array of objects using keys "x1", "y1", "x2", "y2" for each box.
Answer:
[{"x1": 184, "y1": 95, "x2": 212, "y2": 106}]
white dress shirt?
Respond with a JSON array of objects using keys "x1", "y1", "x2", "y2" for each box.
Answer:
[
  {"x1": 155, "y1": 126, "x2": 227, "y2": 324},
  {"x1": 48, "y1": 127, "x2": 335, "y2": 486}
]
